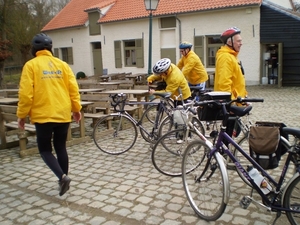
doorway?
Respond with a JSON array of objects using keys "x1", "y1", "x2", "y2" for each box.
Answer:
[
  {"x1": 92, "y1": 42, "x2": 103, "y2": 78},
  {"x1": 261, "y1": 43, "x2": 282, "y2": 87}
]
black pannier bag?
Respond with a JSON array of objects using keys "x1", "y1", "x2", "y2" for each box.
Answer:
[
  {"x1": 249, "y1": 121, "x2": 288, "y2": 170},
  {"x1": 197, "y1": 91, "x2": 231, "y2": 121}
]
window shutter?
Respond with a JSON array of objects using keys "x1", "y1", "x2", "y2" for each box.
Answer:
[
  {"x1": 114, "y1": 41, "x2": 122, "y2": 68},
  {"x1": 54, "y1": 48, "x2": 59, "y2": 58},
  {"x1": 67, "y1": 47, "x2": 73, "y2": 65},
  {"x1": 194, "y1": 36, "x2": 204, "y2": 65},
  {"x1": 135, "y1": 39, "x2": 144, "y2": 68}
]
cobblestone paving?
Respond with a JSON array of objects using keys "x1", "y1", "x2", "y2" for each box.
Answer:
[{"x1": 1, "y1": 85, "x2": 300, "y2": 225}]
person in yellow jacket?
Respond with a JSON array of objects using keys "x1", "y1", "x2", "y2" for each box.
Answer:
[
  {"x1": 148, "y1": 58, "x2": 191, "y2": 107},
  {"x1": 214, "y1": 27, "x2": 248, "y2": 142},
  {"x1": 177, "y1": 41, "x2": 208, "y2": 95},
  {"x1": 214, "y1": 27, "x2": 247, "y2": 100},
  {"x1": 17, "y1": 33, "x2": 81, "y2": 196}
]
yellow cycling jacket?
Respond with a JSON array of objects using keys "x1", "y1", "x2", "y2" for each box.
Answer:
[
  {"x1": 214, "y1": 45, "x2": 247, "y2": 100},
  {"x1": 177, "y1": 50, "x2": 208, "y2": 85},
  {"x1": 17, "y1": 50, "x2": 82, "y2": 123},
  {"x1": 147, "y1": 63, "x2": 191, "y2": 100}
]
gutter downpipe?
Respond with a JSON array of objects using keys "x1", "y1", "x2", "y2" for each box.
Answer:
[{"x1": 176, "y1": 15, "x2": 182, "y2": 59}]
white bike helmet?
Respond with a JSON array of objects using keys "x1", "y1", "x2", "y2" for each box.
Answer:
[{"x1": 153, "y1": 58, "x2": 171, "y2": 74}]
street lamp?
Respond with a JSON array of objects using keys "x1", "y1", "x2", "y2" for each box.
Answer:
[{"x1": 144, "y1": 0, "x2": 160, "y2": 76}]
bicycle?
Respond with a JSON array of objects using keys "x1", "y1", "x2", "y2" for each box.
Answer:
[
  {"x1": 92, "y1": 92, "x2": 176, "y2": 154},
  {"x1": 181, "y1": 97, "x2": 300, "y2": 224},
  {"x1": 151, "y1": 96, "x2": 252, "y2": 177}
]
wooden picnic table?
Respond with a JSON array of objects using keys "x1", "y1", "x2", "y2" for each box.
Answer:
[
  {"x1": 67, "y1": 101, "x2": 94, "y2": 141},
  {"x1": 101, "y1": 89, "x2": 149, "y2": 118},
  {"x1": 79, "y1": 88, "x2": 105, "y2": 94},
  {"x1": 99, "y1": 81, "x2": 123, "y2": 85},
  {"x1": 125, "y1": 73, "x2": 148, "y2": 85},
  {"x1": 0, "y1": 97, "x2": 19, "y2": 105}
]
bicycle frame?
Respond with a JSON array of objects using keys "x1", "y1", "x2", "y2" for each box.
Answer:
[{"x1": 206, "y1": 104, "x2": 299, "y2": 213}]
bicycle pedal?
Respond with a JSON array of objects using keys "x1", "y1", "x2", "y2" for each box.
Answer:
[{"x1": 239, "y1": 196, "x2": 251, "y2": 209}]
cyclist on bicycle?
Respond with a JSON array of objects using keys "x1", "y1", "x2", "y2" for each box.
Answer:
[
  {"x1": 177, "y1": 41, "x2": 208, "y2": 100},
  {"x1": 148, "y1": 58, "x2": 191, "y2": 107}
]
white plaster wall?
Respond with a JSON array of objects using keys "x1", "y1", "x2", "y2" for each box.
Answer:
[
  {"x1": 47, "y1": 6, "x2": 261, "y2": 85},
  {"x1": 173, "y1": 7, "x2": 261, "y2": 85},
  {"x1": 45, "y1": 27, "x2": 101, "y2": 77}
]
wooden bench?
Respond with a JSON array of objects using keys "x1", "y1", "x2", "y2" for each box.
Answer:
[
  {"x1": 80, "y1": 94, "x2": 112, "y2": 127},
  {"x1": 0, "y1": 105, "x2": 38, "y2": 157}
]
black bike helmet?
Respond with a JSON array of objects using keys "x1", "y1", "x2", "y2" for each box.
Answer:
[
  {"x1": 153, "y1": 58, "x2": 171, "y2": 74},
  {"x1": 31, "y1": 33, "x2": 53, "y2": 57},
  {"x1": 220, "y1": 27, "x2": 241, "y2": 44}
]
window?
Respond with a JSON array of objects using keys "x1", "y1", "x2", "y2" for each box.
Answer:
[
  {"x1": 206, "y1": 36, "x2": 222, "y2": 67},
  {"x1": 124, "y1": 40, "x2": 136, "y2": 66},
  {"x1": 61, "y1": 47, "x2": 73, "y2": 65},
  {"x1": 114, "y1": 39, "x2": 143, "y2": 68}
]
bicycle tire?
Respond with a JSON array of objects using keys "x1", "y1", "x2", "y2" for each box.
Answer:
[
  {"x1": 182, "y1": 140, "x2": 227, "y2": 221},
  {"x1": 92, "y1": 114, "x2": 137, "y2": 155},
  {"x1": 158, "y1": 115, "x2": 206, "y2": 138},
  {"x1": 151, "y1": 128, "x2": 199, "y2": 177},
  {"x1": 283, "y1": 176, "x2": 300, "y2": 225},
  {"x1": 140, "y1": 104, "x2": 170, "y2": 142}
]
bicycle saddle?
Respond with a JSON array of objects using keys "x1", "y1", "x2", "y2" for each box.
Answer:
[
  {"x1": 230, "y1": 105, "x2": 252, "y2": 117},
  {"x1": 282, "y1": 127, "x2": 300, "y2": 138},
  {"x1": 153, "y1": 92, "x2": 171, "y2": 99}
]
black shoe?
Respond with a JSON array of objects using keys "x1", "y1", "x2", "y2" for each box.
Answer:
[{"x1": 59, "y1": 175, "x2": 71, "y2": 196}]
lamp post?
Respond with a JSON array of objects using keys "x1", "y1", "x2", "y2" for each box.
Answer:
[{"x1": 144, "y1": 0, "x2": 159, "y2": 76}]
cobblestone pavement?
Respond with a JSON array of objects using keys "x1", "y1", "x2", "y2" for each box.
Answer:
[{"x1": 1, "y1": 85, "x2": 300, "y2": 225}]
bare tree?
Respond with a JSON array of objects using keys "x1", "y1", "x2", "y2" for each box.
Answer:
[
  {"x1": 0, "y1": 0, "x2": 70, "y2": 86},
  {"x1": 0, "y1": 0, "x2": 16, "y2": 86}
]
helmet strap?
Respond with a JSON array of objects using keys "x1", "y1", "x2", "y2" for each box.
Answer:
[{"x1": 226, "y1": 36, "x2": 237, "y2": 52}]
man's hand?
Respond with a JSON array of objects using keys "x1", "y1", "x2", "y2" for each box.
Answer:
[
  {"x1": 149, "y1": 88, "x2": 156, "y2": 95},
  {"x1": 72, "y1": 112, "x2": 82, "y2": 123},
  {"x1": 18, "y1": 118, "x2": 25, "y2": 130}
]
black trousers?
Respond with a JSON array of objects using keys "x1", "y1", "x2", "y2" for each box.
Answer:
[{"x1": 35, "y1": 122, "x2": 70, "y2": 180}]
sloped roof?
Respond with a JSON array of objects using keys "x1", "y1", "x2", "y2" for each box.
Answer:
[
  {"x1": 263, "y1": 0, "x2": 300, "y2": 21},
  {"x1": 42, "y1": 0, "x2": 262, "y2": 32}
]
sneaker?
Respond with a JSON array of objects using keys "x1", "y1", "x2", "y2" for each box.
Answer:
[
  {"x1": 59, "y1": 175, "x2": 71, "y2": 196},
  {"x1": 177, "y1": 139, "x2": 184, "y2": 144}
]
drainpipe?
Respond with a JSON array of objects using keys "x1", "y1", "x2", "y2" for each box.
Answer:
[{"x1": 176, "y1": 15, "x2": 182, "y2": 59}]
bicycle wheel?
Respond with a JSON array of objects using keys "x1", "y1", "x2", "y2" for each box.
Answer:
[
  {"x1": 93, "y1": 114, "x2": 137, "y2": 154},
  {"x1": 283, "y1": 176, "x2": 300, "y2": 225},
  {"x1": 158, "y1": 115, "x2": 206, "y2": 137},
  {"x1": 151, "y1": 128, "x2": 199, "y2": 177},
  {"x1": 182, "y1": 140, "x2": 227, "y2": 221},
  {"x1": 140, "y1": 104, "x2": 169, "y2": 142}
]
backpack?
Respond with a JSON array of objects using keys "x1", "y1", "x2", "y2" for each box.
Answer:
[{"x1": 249, "y1": 121, "x2": 288, "y2": 170}]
